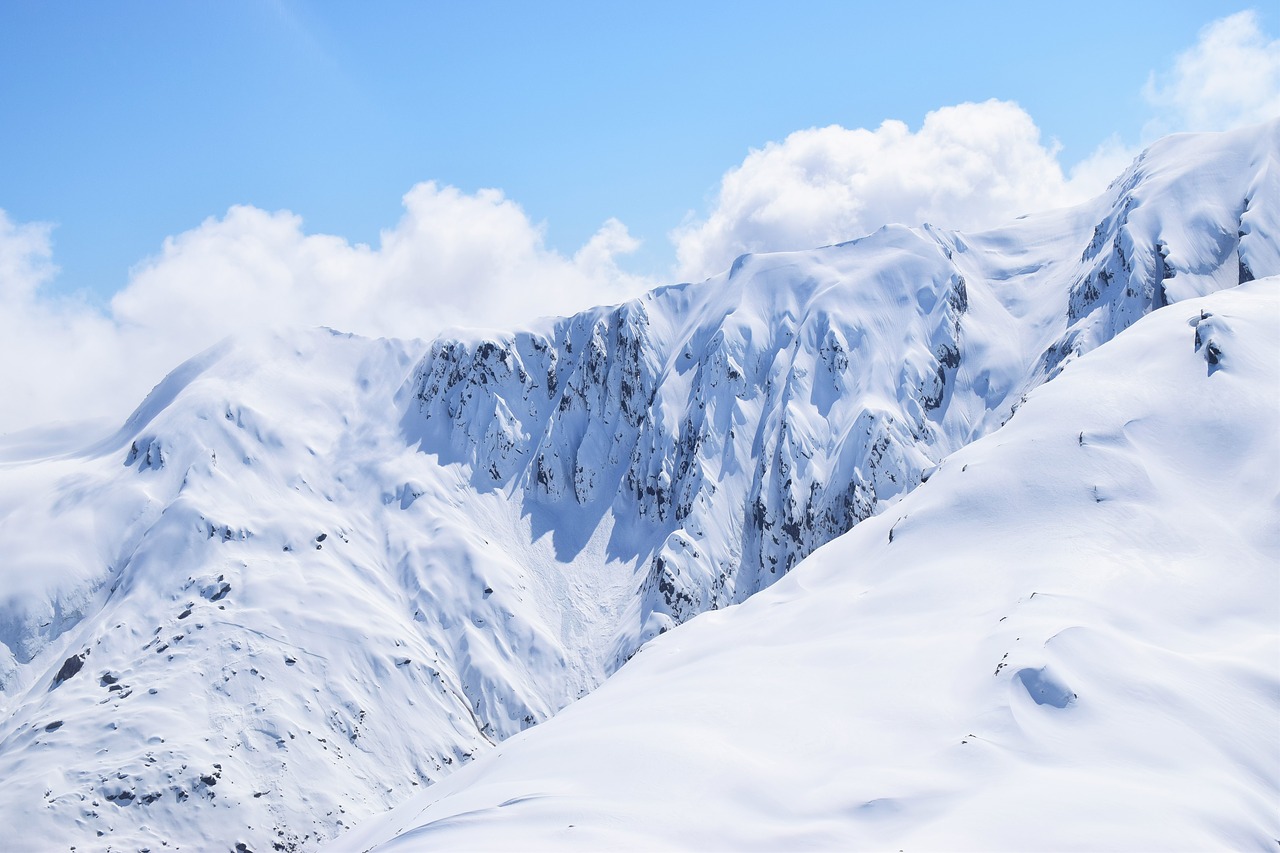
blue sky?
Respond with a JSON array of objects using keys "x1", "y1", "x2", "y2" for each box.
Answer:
[{"x1": 0, "y1": 1, "x2": 1261, "y2": 300}]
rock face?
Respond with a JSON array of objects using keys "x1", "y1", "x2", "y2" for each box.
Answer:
[
  {"x1": 0, "y1": 121, "x2": 1275, "y2": 852},
  {"x1": 407, "y1": 245, "x2": 968, "y2": 648}
]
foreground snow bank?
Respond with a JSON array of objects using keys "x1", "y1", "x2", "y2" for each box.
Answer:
[{"x1": 347, "y1": 280, "x2": 1280, "y2": 851}]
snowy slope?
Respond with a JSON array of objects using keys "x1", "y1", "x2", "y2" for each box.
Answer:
[
  {"x1": 0, "y1": 122, "x2": 1275, "y2": 852},
  {"x1": 0, "y1": 332, "x2": 616, "y2": 852},
  {"x1": 347, "y1": 279, "x2": 1280, "y2": 852}
]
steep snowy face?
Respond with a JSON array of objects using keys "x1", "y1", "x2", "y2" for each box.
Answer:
[
  {"x1": 1045, "y1": 122, "x2": 1280, "y2": 373},
  {"x1": 0, "y1": 331, "x2": 606, "y2": 852},
  {"x1": 347, "y1": 279, "x2": 1280, "y2": 852},
  {"x1": 406, "y1": 120, "x2": 1279, "y2": 651},
  {"x1": 407, "y1": 239, "x2": 972, "y2": 648}
]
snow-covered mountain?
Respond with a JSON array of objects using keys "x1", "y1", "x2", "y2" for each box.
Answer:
[
  {"x1": 0, "y1": 121, "x2": 1276, "y2": 852},
  {"x1": 409, "y1": 120, "x2": 1276, "y2": 653},
  {"x1": 347, "y1": 277, "x2": 1280, "y2": 851}
]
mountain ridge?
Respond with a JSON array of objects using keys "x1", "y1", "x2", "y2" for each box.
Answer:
[{"x1": 0, "y1": 120, "x2": 1275, "y2": 852}]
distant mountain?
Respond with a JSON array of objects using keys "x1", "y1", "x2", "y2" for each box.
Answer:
[{"x1": 0, "y1": 120, "x2": 1275, "y2": 852}]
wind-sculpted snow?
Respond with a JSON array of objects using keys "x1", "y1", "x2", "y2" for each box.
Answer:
[
  {"x1": 348, "y1": 279, "x2": 1280, "y2": 852},
  {"x1": 0, "y1": 122, "x2": 1276, "y2": 852}
]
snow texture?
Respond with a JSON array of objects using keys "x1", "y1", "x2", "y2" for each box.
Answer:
[{"x1": 0, "y1": 120, "x2": 1276, "y2": 852}]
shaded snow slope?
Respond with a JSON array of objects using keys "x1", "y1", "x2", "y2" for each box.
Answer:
[
  {"x1": 0, "y1": 122, "x2": 1275, "y2": 852},
  {"x1": 348, "y1": 280, "x2": 1280, "y2": 852},
  {"x1": 0, "y1": 331, "x2": 617, "y2": 852}
]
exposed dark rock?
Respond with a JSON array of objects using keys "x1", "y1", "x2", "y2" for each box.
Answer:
[
  {"x1": 51, "y1": 650, "x2": 88, "y2": 689},
  {"x1": 1239, "y1": 256, "x2": 1254, "y2": 284}
]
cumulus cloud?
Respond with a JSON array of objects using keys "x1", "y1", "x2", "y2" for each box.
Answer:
[
  {"x1": 0, "y1": 212, "x2": 124, "y2": 433},
  {"x1": 671, "y1": 10, "x2": 1280, "y2": 282},
  {"x1": 0, "y1": 212, "x2": 56, "y2": 302},
  {"x1": 672, "y1": 100, "x2": 1112, "y2": 281},
  {"x1": 1143, "y1": 10, "x2": 1280, "y2": 135},
  {"x1": 116, "y1": 182, "x2": 649, "y2": 340},
  {"x1": 0, "y1": 187, "x2": 651, "y2": 433}
]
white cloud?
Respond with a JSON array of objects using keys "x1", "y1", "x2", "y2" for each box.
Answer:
[
  {"x1": 1143, "y1": 10, "x2": 1280, "y2": 135},
  {"x1": 1064, "y1": 135, "x2": 1141, "y2": 196},
  {"x1": 0, "y1": 187, "x2": 651, "y2": 433},
  {"x1": 0, "y1": 211, "x2": 124, "y2": 433},
  {"x1": 115, "y1": 182, "x2": 648, "y2": 340},
  {"x1": 671, "y1": 100, "x2": 1114, "y2": 281},
  {"x1": 0, "y1": 212, "x2": 56, "y2": 302}
]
